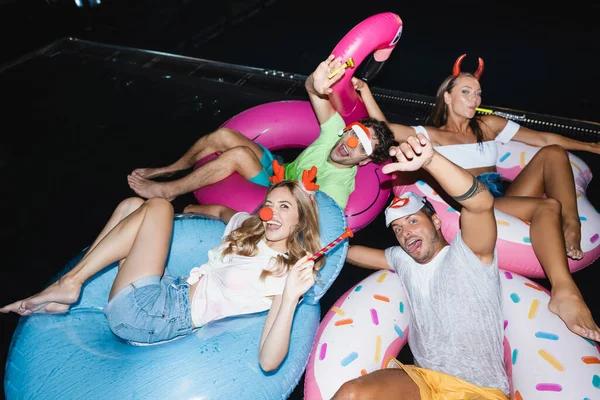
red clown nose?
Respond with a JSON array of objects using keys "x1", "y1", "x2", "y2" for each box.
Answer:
[
  {"x1": 347, "y1": 136, "x2": 359, "y2": 148},
  {"x1": 259, "y1": 207, "x2": 273, "y2": 221}
]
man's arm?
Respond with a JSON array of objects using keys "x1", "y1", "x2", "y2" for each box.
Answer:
[
  {"x1": 383, "y1": 135, "x2": 496, "y2": 264},
  {"x1": 347, "y1": 245, "x2": 392, "y2": 270},
  {"x1": 305, "y1": 55, "x2": 345, "y2": 125}
]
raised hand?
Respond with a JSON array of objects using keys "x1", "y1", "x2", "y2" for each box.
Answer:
[
  {"x1": 382, "y1": 133, "x2": 435, "y2": 174},
  {"x1": 282, "y1": 255, "x2": 316, "y2": 302},
  {"x1": 310, "y1": 54, "x2": 345, "y2": 95},
  {"x1": 351, "y1": 77, "x2": 366, "y2": 91}
]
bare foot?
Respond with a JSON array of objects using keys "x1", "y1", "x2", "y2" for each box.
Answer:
[
  {"x1": 548, "y1": 288, "x2": 600, "y2": 342},
  {"x1": 131, "y1": 167, "x2": 176, "y2": 180},
  {"x1": 127, "y1": 172, "x2": 175, "y2": 201},
  {"x1": 0, "y1": 276, "x2": 82, "y2": 316},
  {"x1": 38, "y1": 302, "x2": 72, "y2": 314},
  {"x1": 563, "y1": 220, "x2": 583, "y2": 260}
]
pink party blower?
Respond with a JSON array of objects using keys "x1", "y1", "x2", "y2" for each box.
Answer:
[{"x1": 308, "y1": 228, "x2": 354, "y2": 262}]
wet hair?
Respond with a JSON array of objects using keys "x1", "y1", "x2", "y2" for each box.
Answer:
[
  {"x1": 358, "y1": 117, "x2": 396, "y2": 164},
  {"x1": 221, "y1": 180, "x2": 324, "y2": 279},
  {"x1": 425, "y1": 73, "x2": 485, "y2": 147}
]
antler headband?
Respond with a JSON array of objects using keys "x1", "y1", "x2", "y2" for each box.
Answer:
[
  {"x1": 268, "y1": 160, "x2": 319, "y2": 194},
  {"x1": 260, "y1": 164, "x2": 319, "y2": 222}
]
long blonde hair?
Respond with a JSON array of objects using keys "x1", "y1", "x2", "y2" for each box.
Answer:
[{"x1": 221, "y1": 180, "x2": 324, "y2": 278}]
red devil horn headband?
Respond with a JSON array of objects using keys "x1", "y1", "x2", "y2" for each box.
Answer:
[{"x1": 452, "y1": 53, "x2": 485, "y2": 80}]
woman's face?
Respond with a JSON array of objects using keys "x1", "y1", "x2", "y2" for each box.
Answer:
[
  {"x1": 262, "y1": 186, "x2": 300, "y2": 252},
  {"x1": 444, "y1": 76, "x2": 482, "y2": 118}
]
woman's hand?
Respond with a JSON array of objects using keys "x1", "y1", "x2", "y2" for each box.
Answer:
[
  {"x1": 351, "y1": 76, "x2": 367, "y2": 91},
  {"x1": 282, "y1": 255, "x2": 316, "y2": 302}
]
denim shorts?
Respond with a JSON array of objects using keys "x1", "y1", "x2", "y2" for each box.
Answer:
[
  {"x1": 477, "y1": 172, "x2": 510, "y2": 198},
  {"x1": 104, "y1": 275, "x2": 193, "y2": 345}
]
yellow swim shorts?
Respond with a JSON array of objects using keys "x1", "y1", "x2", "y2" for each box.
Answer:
[{"x1": 386, "y1": 358, "x2": 509, "y2": 400}]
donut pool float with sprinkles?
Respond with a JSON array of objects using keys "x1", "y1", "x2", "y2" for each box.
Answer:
[
  {"x1": 304, "y1": 269, "x2": 600, "y2": 399},
  {"x1": 392, "y1": 141, "x2": 600, "y2": 278}
]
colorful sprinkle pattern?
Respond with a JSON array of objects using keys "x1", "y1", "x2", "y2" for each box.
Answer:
[
  {"x1": 307, "y1": 267, "x2": 600, "y2": 400},
  {"x1": 503, "y1": 272, "x2": 600, "y2": 398},
  {"x1": 307, "y1": 270, "x2": 410, "y2": 399}
]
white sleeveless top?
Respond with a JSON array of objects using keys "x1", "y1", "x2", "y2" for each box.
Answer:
[
  {"x1": 187, "y1": 212, "x2": 288, "y2": 328},
  {"x1": 412, "y1": 120, "x2": 520, "y2": 169},
  {"x1": 385, "y1": 232, "x2": 509, "y2": 395}
]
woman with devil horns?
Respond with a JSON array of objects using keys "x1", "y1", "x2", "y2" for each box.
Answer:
[{"x1": 351, "y1": 54, "x2": 600, "y2": 343}]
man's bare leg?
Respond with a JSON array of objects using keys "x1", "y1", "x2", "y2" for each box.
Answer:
[
  {"x1": 131, "y1": 127, "x2": 264, "y2": 179},
  {"x1": 128, "y1": 146, "x2": 265, "y2": 201}
]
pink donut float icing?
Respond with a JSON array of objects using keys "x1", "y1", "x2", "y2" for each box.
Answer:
[
  {"x1": 393, "y1": 141, "x2": 600, "y2": 277},
  {"x1": 304, "y1": 269, "x2": 600, "y2": 399},
  {"x1": 193, "y1": 13, "x2": 403, "y2": 232}
]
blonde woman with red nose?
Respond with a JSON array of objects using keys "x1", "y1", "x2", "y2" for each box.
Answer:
[{"x1": 1, "y1": 179, "x2": 323, "y2": 372}]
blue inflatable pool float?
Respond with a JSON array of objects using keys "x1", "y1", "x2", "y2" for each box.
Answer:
[{"x1": 4, "y1": 191, "x2": 347, "y2": 399}]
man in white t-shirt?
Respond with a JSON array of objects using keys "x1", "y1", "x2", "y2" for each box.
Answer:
[{"x1": 333, "y1": 134, "x2": 510, "y2": 399}]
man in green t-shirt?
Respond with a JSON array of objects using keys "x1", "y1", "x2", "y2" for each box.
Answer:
[{"x1": 128, "y1": 55, "x2": 395, "y2": 210}]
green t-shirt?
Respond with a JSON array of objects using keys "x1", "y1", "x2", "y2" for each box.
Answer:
[{"x1": 284, "y1": 112, "x2": 356, "y2": 210}]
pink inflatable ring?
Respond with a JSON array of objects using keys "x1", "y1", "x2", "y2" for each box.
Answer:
[
  {"x1": 304, "y1": 269, "x2": 600, "y2": 399},
  {"x1": 393, "y1": 141, "x2": 600, "y2": 278},
  {"x1": 194, "y1": 12, "x2": 404, "y2": 232}
]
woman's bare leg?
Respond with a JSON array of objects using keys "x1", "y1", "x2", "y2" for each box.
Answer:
[
  {"x1": 504, "y1": 144, "x2": 582, "y2": 259},
  {"x1": 128, "y1": 145, "x2": 265, "y2": 201},
  {"x1": 0, "y1": 198, "x2": 174, "y2": 315},
  {"x1": 9, "y1": 197, "x2": 146, "y2": 314},
  {"x1": 494, "y1": 196, "x2": 600, "y2": 341},
  {"x1": 83, "y1": 197, "x2": 145, "y2": 257},
  {"x1": 332, "y1": 368, "x2": 420, "y2": 400},
  {"x1": 131, "y1": 127, "x2": 265, "y2": 179}
]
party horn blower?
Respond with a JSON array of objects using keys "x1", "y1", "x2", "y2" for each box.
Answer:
[
  {"x1": 328, "y1": 58, "x2": 355, "y2": 79},
  {"x1": 308, "y1": 227, "x2": 354, "y2": 262},
  {"x1": 476, "y1": 107, "x2": 525, "y2": 121}
]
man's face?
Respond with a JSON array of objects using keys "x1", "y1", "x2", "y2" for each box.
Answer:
[
  {"x1": 390, "y1": 211, "x2": 443, "y2": 264},
  {"x1": 328, "y1": 126, "x2": 378, "y2": 167}
]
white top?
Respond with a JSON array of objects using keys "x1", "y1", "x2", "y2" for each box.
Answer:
[
  {"x1": 187, "y1": 212, "x2": 288, "y2": 328},
  {"x1": 412, "y1": 120, "x2": 520, "y2": 169},
  {"x1": 385, "y1": 232, "x2": 509, "y2": 395}
]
